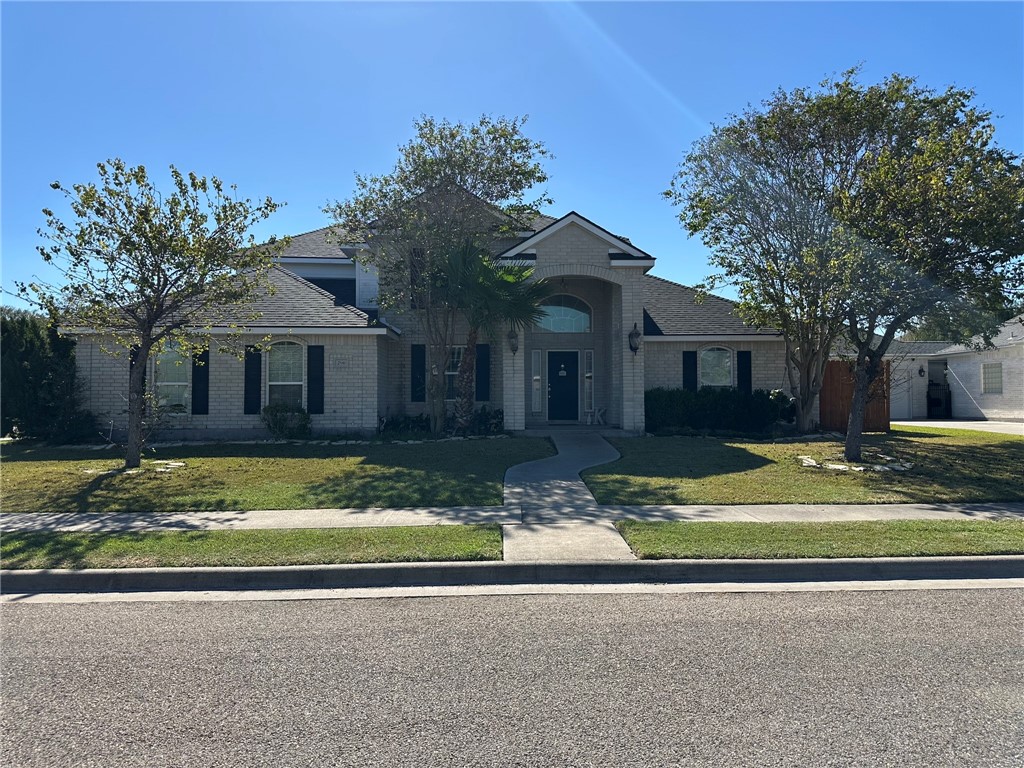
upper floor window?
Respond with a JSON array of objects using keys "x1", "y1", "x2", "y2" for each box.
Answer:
[
  {"x1": 700, "y1": 347, "x2": 732, "y2": 388},
  {"x1": 154, "y1": 345, "x2": 189, "y2": 412},
  {"x1": 536, "y1": 295, "x2": 592, "y2": 333},
  {"x1": 268, "y1": 341, "x2": 304, "y2": 408}
]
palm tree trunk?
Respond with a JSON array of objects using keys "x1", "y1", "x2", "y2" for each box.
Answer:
[{"x1": 454, "y1": 328, "x2": 478, "y2": 435}]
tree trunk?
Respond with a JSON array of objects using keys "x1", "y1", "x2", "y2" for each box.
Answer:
[
  {"x1": 426, "y1": 369, "x2": 445, "y2": 435},
  {"x1": 844, "y1": 361, "x2": 873, "y2": 462},
  {"x1": 454, "y1": 328, "x2": 479, "y2": 435},
  {"x1": 795, "y1": 400, "x2": 816, "y2": 433},
  {"x1": 124, "y1": 344, "x2": 149, "y2": 469}
]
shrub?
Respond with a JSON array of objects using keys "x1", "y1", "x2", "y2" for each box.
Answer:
[
  {"x1": 645, "y1": 387, "x2": 782, "y2": 434},
  {"x1": 770, "y1": 389, "x2": 796, "y2": 424},
  {"x1": 379, "y1": 413, "x2": 431, "y2": 436},
  {"x1": 1, "y1": 308, "x2": 95, "y2": 441},
  {"x1": 260, "y1": 403, "x2": 312, "y2": 439}
]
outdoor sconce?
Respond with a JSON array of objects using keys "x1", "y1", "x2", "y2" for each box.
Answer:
[
  {"x1": 507, "y1": 328, "x2": 519, "y2": 356},
  {"x1": 628, "y1": 322, "x2": 642, "y2": 356},
  {"x1": 918, "y1": 365, "x2": 926, "y2": 378}
]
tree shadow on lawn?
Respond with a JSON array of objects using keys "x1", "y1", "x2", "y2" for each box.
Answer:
[
  {"x1": 4, "y1": 468, "x2": 241, "y2": 514},
  {"x1": 859, "y1": 432, "x2": 1024, "y2": 503},
  {"x1": 303, "y1": 468, "x2": 501, "y2": 508},
  {"x1": 601, "y1": 438, "x2": 774, "y2": 480}
]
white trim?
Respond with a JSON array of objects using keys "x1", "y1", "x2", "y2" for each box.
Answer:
[
  {"x1": 645, "y1": 334, "x2": 780, "y2": 342},
  {"x1": 277, "y1": 257, "x2": 353, "y2": 265},
  {"x1": 61, "y1": 326, "x2": 389, "y2": 336},
  {"x1": 609, "y1": 259, "x2": 656, "y2": 269}
]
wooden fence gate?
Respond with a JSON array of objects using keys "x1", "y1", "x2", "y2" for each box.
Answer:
[{"x1": 819, "y1": 361, "x2": 891, "y2": 433}]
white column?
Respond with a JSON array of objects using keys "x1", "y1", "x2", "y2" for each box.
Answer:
[{"x1": 502, "y1": 343, "x2": 525, "y2": 430}]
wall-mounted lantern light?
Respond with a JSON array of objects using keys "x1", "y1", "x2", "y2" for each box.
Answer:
[
  {"x1": 507, "y1": 328, "x2": 519, "y2": 356},
  {"x1": 918, "y1": 365, "x2": 926, "y2": 378},
  {"x1": 628, "y1": 322, "x2": 642, "y2": 356}
]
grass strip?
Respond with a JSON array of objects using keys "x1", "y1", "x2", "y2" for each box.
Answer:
[
  {"x1": 584, "y1": 427, "x2": 1024, "y2": 505},
  {"x1": 0, "y1": 525, "x2": 503, "y2": 569},
  {"x1": 615, "y1": 519, "x2": 1024, "y2": 560},
  {"x1": 0, "y1": 438, "x2": 555, "y2": 513}
]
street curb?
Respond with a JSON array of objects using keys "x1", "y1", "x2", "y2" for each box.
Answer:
[{"x1": 3, "y1": 556, "x2": 1023, "y2": 594}]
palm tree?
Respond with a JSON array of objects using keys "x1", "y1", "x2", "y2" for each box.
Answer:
[{"x1": 445, "y1": 241, "x2": 550, "y2": 434}]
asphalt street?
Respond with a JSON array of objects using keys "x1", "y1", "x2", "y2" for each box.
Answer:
[{"x1": 3, "y1": 588, "x2": 1022, "y2": 767}]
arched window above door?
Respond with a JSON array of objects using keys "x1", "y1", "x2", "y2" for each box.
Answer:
[{"x1": 536, "y1": 295, "x2": 592, "y2": 333}]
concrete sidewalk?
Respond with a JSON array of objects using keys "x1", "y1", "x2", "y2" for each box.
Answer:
[
  {"x1": 892, "y1": 420, "x2": 1023, "y2": 436},
  {"x1": 6, "y1": 502, "x2": 1023, "y2": 533}
]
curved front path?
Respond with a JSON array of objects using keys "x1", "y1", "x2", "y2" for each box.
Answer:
[
  {"x1": 501, "y1": 431, "x2": 633, "y2": 562},
  {"x1": 502, "y1": 431, "x2": 621, "y2": 515}
]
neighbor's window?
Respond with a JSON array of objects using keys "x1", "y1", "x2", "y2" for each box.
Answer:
[
  {"x1": 700, "y1": 347, "x2": 732, "y2": 388},
  {"x1": 154, "y1": 346, "x2": 189, "y2": 412},
  {"x1": 268, "y1": 341, "x2": 304, "y2": 408},
  {"x1": 982, "y1": 362, "x2": 1003, "y2": 394},
  {"x1": 446, "y1": 346, "x2": 465, "y2": 400},
  {"x1": 536, "y1": 295, "x2": 592, "y2": 333}
]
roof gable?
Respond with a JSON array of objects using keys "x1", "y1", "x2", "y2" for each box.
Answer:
[{"x1": 496, "y1": 211, "x2": 655, "y2": 261}]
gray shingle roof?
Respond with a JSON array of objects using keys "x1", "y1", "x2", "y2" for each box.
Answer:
[
  {"x1": 642, "y1": 275, "x2": 779, "y2": 336},
  {"x1": 886, "y1": 340, "x2": 958, "y2": 356},
  {"x1": 219, "y1": 267, "x2": 372, "y2": 329},
  {"x1": 277, "y1": 227, "x2": 355, "y2": 260},
  {"x1": 929, "y1": 314, "x2": 1024, "y2": 355},
  {"x1": 275, "y1": 212, "x2": 566, "y2": 261}
]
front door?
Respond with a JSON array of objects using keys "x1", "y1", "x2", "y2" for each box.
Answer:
[{"x1": 547, "y1": 351, "x2": 579, "y2": 421}]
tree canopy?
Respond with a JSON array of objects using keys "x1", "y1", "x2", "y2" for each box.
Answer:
[
  {"x1": 669, "y1": 70, "x2": 1024, "y2": 458},
  {"x1": 22, "y1": 159, "x2": 284, "y2": 466},
  {"x1": 328, "y1": 115, "x2": 553, "y2": 433}
]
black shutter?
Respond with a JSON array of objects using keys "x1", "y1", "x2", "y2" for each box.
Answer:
[
  {"x1": 307, "y1": 345, "x2": 325, "y2": 414},
  {"x1": 243, "y1": 346, "x2": 262, "y2": 414},
  {"x1": 683, "y1": 351, "x2": 698, "y2": 392},
  {"x1": 411, "y1": 344, "x2": 426, "y2": 402},
  {"x1": 737, "y1": 351, "x2": 752, "y2": 394},
  {"x1": 191, "y1": 349, "x2": 210, "y2": 415},
  {"x1": 475, "y1": 344, "x2": 490, "y2": 402}
]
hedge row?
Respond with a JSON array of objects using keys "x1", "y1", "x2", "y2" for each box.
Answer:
[{"x1": 645, "y1": 387, "x2": 792, "y2": 434}]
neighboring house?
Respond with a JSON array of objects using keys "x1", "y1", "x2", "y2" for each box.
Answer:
[
  {"x1": 72, "y1": 208, "x2": 797, "y2": 438},
  {"x1": 888, "y1": 315, "x2": 1024, "y2": 422}
]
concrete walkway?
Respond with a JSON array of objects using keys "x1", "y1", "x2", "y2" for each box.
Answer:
[
  {"x1": 500, "y1": 431, "x2": 629, "y2": 561},
  {"x1": 893, "y1": 420, "x2": 1023, "y2": 436}
]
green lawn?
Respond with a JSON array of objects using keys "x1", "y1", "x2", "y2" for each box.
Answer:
[
  {"x1": 0, "y1": 524, "x2": 503, "y2": 569},
  {"x1": 584, "y1": 426, "x2": 1024, "y2": 505},
  {"x1": 0, "y1": 438, "x2": 554, "y2": 513},
  {"x1": 616, "y1": 519, "x2": 1024, "y2": 559}
]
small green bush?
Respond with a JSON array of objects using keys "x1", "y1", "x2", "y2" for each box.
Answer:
[
  {"x1": 260, "y1": 403, "x2": 312, "y2": 439},
  {"x1": 645, "y1": 387, "x2": 782, "y2": 434}
]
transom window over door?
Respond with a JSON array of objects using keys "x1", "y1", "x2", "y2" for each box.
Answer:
[
  {"x1": 536, "y1": 295, "x2": 592, "y2": 333},
  {"x1": 268, "y1": 341, "x2": 304, "y2": 408},
  {"x1": 700, "y1": 347, "x2": 732, "y2": 388}
]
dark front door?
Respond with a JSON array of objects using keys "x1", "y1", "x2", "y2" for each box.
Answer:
[{"x1": 548, "y1": 351, "x2": 579, "y2": 421}]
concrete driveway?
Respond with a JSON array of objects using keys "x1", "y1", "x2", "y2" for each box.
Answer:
[{"x1": 893, "y1": 419, "x2": 1023, "y2": 436}]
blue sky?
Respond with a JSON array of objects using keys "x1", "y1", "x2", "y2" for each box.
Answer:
[{"x1": 3, "y1": 1, "x2": 1022, "y2": 309}]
